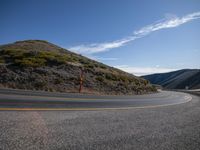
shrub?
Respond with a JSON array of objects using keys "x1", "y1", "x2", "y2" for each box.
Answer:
[
  {"x1": 1, "y1": 49, "x2": 27, "y2": 59},
  {"x1": 54, "y1": 78, "x2": 64, "y2": 84},
  {"x1": 118, "y1": 75, "x2": 128, "y2": 82},
  {"x1": 94, "y1": 63, "x2": 98, "y2": 68},
  {"x1": 16, "y1": 57, "x2": 46, "y2": 67},
  {"x1": 79, "y1": 59, "x2": 90, "y2": 65},
  {"x1": 99, "y1": 64, "x2": 106, "y2": 69},
  {"x1": 105, "y1": 73, "x2": 118, "y2": 81},
  {"x1": 0, "y1": 49, "x2": 77, "y2": 67},
  {"x1": 0, "y1": 57, "x2": 4, "y2": 64},
  {"x1": 34, "y1": 80, "x2": 47, "y2": 89},
  {"x1": 38, "y1": 51, "x2": 70, "y2": 64},
  {"x1": 96, "y1": 76, "x2": 104, "y2": 82},
  {"x1": 84, "y1": 64, "x2": 94, "y2": 69},
  {"x1": 143, "y1": 80, "x2": 149, "y2": 86}
]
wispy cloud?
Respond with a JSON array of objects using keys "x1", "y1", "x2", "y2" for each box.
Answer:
[
  {"x1": 82, "y1": 55, "x2": 118, "y2": 61},
  {"x1": 94, "y1": 57, "x2": 118, "y2": 61},
  {"x1": 115, "y1": 65, "x2": 177, "y2": 76},
  {"x1": 69, "y1": 11, "x2": 200, "y2": 54},
  {"x1": 69, "y1": 36, "x2": 137, "y2": 54}
]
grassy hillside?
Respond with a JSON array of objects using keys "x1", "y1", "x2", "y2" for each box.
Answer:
[
  {"x1": 142, "y1": 69, "x2": 200, "y2": 89},
  {"x1": 0, "y1": 40, "x2": 156, "y2": 95}
]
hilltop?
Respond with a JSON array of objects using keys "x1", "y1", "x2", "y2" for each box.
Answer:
[
  {"x1": 0, "y1": 40, "x2": 156, "y2": 95},
  {"x1": 142, "y1": 69, "x2": 200, "y2": 89}
]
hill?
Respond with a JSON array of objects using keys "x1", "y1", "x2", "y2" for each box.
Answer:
[
  {"x1": 0, "y1": 40, "x2": 156, "y2": 95},
  {"x1": 142, "y1": 69, "x2": 200, "y2": 89}
]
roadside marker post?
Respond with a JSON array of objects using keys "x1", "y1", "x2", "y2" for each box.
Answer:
[{"x1": 79, "y1": 68, "x2": 84, "y2": 93}]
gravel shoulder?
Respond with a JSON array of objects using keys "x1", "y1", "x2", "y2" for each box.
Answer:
[{"x1": 0, "y1": 93, "x2": 200, "y2": 150}]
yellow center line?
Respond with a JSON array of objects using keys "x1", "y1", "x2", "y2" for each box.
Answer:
[
  {"x1": 0, "y1": 94, "x2": 174, "y2": 101},
  {"x1": 0, "y1": 95, "x2": 192, "y2": 111}
]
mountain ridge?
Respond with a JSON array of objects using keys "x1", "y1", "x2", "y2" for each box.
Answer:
[{"x1": 142, "y1": 69, "x2": 200, "y2": 89}]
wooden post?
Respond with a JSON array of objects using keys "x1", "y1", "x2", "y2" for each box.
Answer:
[{"x1": 79, "y1": 68, "x2": 83, "y2": 93}]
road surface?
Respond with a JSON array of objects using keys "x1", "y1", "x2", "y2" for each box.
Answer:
[
  {"x1": 0, "y1": 88, "x2": 192, "y2": 110},
  {"x1": 0, "y1": 88, "x2": 200, "y2": 150}
]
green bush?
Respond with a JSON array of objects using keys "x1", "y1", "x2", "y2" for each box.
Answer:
[
  {"x1": 99, "y1": 64, "x2": 106, "y2": 69},
  {"x1": 79, "y1": 59, "x2": 90, "y2": 65},
  {"x1": 54, "y1": 78, "x2": 64, "y2": 84},
  {"x1": 0, "y1": 49, "x2": 77, "y2": 67},
  {"x1": 0, "y1": 57, "x2": 4, "y2": 64},
  {"x1": 105, "y1": 73, "x2": 118, "y2": 81},
  {"x1": 16, "y1": 57, "x2": 46, "y2": 67},
  {"x1": 94, "y1": 63, "x2": 98, "y2": 68},
  {"x1": 84, "y1": 64, "x2": 94, "y2": 69},
  {"x1": 118, "y1": 75, "x2": 128, "y2": 82},
  {"x1": 34, "y1": 80, "x2": 47, "y2": 89},
  {"x1": 1, "y1": 49, "x2": 27, "y2": 59},
  {"x1": 38, "y1": 51, "x2": 70, "y2": 64},
  {"x1": 96, "y1": 76, "x2": 104, "y2": 82}
]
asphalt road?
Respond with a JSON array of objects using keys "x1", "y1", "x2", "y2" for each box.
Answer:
[
  {"x1": 0, "y1": 89, "x2": 199, "y2": 150},
  {"x1": 0, "y1": 89, "x2": 192, "y2": 110}
]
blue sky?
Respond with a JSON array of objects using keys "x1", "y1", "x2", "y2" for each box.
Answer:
[{"x1": 1, "y1": 0, "x2": 200, "y2": 75}]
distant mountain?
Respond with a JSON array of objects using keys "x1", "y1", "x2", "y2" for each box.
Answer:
[
  {"x1": 142, "y1": 69, "x2": 200, "y2": 89},
  {"x1": 0, "y1": 40, "x2": 156, "y2": 95}
]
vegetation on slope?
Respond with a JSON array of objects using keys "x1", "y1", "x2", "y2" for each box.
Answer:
[{"x1": 0, "y1": 40, "x2": 156, "y2": 95}]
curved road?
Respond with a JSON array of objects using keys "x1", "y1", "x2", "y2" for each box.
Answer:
[
  {"x1": 0, "y1": 88, "x2": 192, "y2": 110},
  {"x1": 0, "y1": 88, "x2": 200, "y2": 150}
]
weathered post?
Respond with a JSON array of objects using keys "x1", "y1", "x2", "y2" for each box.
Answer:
[{"x1": 79, "y1": 68, "x2": 84, "y2": 93}]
